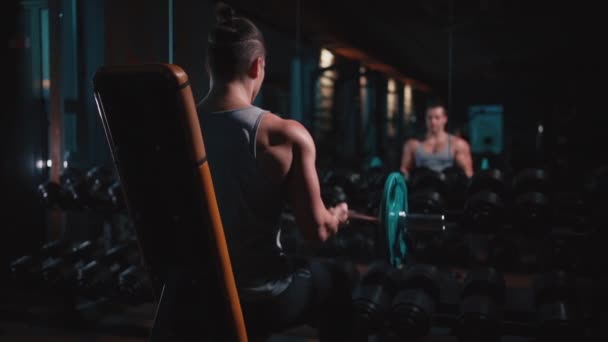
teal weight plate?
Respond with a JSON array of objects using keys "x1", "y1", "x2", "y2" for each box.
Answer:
[{"x1": 378, "y1": 172, "x2": 408, "y2": 267}]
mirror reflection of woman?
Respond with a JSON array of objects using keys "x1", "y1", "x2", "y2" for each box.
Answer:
[{"x1": 400, "y1": 102, "x2": 474, "y2": 178}]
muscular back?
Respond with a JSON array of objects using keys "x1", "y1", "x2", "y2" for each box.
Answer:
[
  {"x1": 255, "y1": 113, "x2": 297, "y2": 186},
  {"x1": 256, "y1": 113, "x2": 343, "y2": 241}
]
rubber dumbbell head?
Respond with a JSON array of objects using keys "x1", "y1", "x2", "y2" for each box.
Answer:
[
  {"x1": 456, "y1": 267, "x2": 505, "y2": 342},
  {"x1": 463, "y1": 190, "x2": 505, "y2": 232},
  {"x1": 387, "y1": 264, "x2": 440, "y2": 340},
  {"x1": 465, "y1": 168, "x2": 506, "y2": 198},
  {"x1": 352, "y1": 262, "x2": 393, "y2": 335}
]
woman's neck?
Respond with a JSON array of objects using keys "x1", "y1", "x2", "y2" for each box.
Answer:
[
  {"x1": 200, "y1": 80, "x2": 253, "y2": 111},
  {"x1": 427, "y1": 130, "x2": 448, "y2": 141}
]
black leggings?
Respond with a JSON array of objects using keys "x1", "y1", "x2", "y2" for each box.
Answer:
[{"x1": 240, "y1": 258, "x2": 357, "y2": 341}]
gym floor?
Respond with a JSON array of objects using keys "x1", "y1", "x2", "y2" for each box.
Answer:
[
  {"x1": 0, "y1": 320, "x2": 469, "y2": 342},
  {"x1": 0, "y1": 321, "x2": 318, "y2": 342},
  {"x1": 3, "y1": 271, "x2": 593, "y2": 342},
  {"x1": 0, "y1": 298, "x2": 322, "y2": 342}
]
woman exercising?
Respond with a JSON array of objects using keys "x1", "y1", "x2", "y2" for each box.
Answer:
[
  {"x1": 400, "y1": 102, "x2": 474, "y2": 178},
  {"x1": 197, "y1": 4, "x2": 353, "y2": 341}
]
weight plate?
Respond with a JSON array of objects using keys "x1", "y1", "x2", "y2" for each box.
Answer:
[{"x1": 378, "y1": 172, "x2": 409, "y2": 267}]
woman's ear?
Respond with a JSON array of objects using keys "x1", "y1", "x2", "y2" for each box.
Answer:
[{"x1": 248, "y1": 57, "x2": 264, "y2": 78}]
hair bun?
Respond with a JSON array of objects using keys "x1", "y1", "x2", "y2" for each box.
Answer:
[{"x1": 216, "y1": 3, "x2": 235, "y2": 27}]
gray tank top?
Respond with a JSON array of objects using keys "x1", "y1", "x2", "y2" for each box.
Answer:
[
  {"x1": 414, "y1": 135, "x2": 454, "y2": 173},
  {"x1": 198, "y1": 105, "x2": 292, "y2": 300}
]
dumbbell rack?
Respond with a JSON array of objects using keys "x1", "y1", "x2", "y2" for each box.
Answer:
[
  {"x1": 3, "y1": 236, "x2": 155, "y2": 339},
  {"x1": 354, "y1": 264, "x2": 598, "y2": 341},
  {"x1": 441, "y1": 269, "x2": 592, "y2": 336}
]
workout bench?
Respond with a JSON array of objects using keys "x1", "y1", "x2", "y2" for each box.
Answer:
[{"x1": 93, "y1": 64, "x2": 249, "y2": 341}]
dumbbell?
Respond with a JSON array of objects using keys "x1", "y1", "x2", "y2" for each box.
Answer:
[
  {"x1": 321, "y1": 184, "x2": 348, "y2": 208},
  {"x1": 387, "y1": 264, "x2": 440, "y2": 340},
  {"x1": 462, "y1": 169, "x2": 506, "y2": 233},
  {"x1": 59, "y1": 167, "x2": 87, "y2": 210},
  {"x1": 359, "y1": 169, "x2": 388, "y2": 213},
  {"x1": 409, "y1": 167, "x2": 446, "y2": 193},
  {"x1": 41, "y1": 239, "x2": 72, "y2": 257},
  {"x1": 76, "y1": 243, "x2": 136, "y2": 299},
  {"x1": 9, "y1": 255, "x2": 43, "y2": 290},
  {"x1": 319, "y1": 186, "x2": 373, "y2": 259},
  {"x1": 117, "y1": 264, "x2": 155, "y2": 305},
  {"x1": 320, "y1": 184, "x2": 377, "y2": 259},
  {"x1": 320, "y1": 169, "x2": 361, "y2": 205},
  {"x1": 9, "y1": 239, "x2": 70, "y2": 286},
  {"x1": 39, "y1": 240, "x2": 98, "y2": 291},
  {"x1": 534, "y1": 271, "x2": 582, "y2": 342},
  {"x1": 322, "y1": 178, "x2": 381, "y2": 220},
  {"x1": 281, "y1": 209, "x2": 376, "y2": 261},
  {"x1": 10, "y1": 240, "x2": 96, "y2": 291},
  {"x1": 511, "y1": 168, "x2": 552, "y2": 234},
  {"x1": 455, "y1": 267, "x2": 505, "y2": 342},
  {"x1": 409, "y1": 188, "x2": 445, "y2": 214},
  {"x1": 37, "y1": 181, "x2": 61, "y2": 209},
  {"x1": 85, "y1": 165, "x2": 115, "y2": 209},
  {"x1": 351, "y1": 262, "x2": 393, "y2": 338},
  {"x1": 443, "y1": 166, "x2": 469, "y2": 209},
  {"x1": 408, "y1": 167, "x2": 447, "y2": 214},
  {"x1": 107, "y1": 180, "x2": 127, "y2": 212},
  {"x1": 467, "y1": 168, "x2": 506, "y2": 196},
  {"x1": 322, "y1": 231, "x2": 375, "y2": 262}
]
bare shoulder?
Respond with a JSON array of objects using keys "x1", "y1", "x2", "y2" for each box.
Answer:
[
  {"x1": 404, "y1": 138, "x2": 419, "y2": 150},
  {"x1": 260, "y1": 112, "x2": 313, "y2": 148},
  {"x1": 452, "y1": 136, "x2": 471, "y2": 151},
  {"x1": 282, "y1": 119, "x2": 314, "y2": 149}
]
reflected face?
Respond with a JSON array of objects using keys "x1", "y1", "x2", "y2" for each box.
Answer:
[{"x1": 426, "y1": 106, "x2": 447, "y2": 134}]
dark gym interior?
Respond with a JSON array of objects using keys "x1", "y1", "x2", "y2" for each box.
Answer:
[{"x1": 2, "y1": 0, "x2": 607, "y2": 341}]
